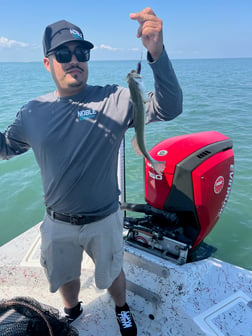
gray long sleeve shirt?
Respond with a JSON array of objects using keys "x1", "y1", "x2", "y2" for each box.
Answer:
[{"x1": 0, "y1": 49, "x2": 182, "y2": 216}]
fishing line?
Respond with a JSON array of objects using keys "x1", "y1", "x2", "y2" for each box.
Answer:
[{"x1": 137, "y1": 46, "x2": 144, "y2": 74}]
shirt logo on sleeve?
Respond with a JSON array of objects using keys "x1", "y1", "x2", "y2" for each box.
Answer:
[{"x1": 77, "y1": 109, "x2": 97, "y2": 121}]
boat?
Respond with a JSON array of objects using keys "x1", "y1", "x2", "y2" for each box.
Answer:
[{"x1": 0, "y1": 131, "x2": 252, "y2": 335}]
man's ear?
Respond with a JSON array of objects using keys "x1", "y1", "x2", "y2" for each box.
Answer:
[{"x1": 43, "y1": 57, "x2": 51, "y2": 72}]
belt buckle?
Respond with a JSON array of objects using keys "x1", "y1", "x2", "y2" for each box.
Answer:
[{"x1": 70, "y1": 216, "x2": 80, "y2": 225}]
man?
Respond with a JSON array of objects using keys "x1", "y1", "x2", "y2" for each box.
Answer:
[{"x1": 0, "y1": 7, "x2": 182, "y2": 336}]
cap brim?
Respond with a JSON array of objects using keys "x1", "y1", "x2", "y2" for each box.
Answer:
[{"x1": 47, "y1": 39, "x2": 94, "y2": 54}]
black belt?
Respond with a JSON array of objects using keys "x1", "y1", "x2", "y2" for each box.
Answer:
[{"x1": 46, "y1": 208, "x2": 106, "y2": 225}]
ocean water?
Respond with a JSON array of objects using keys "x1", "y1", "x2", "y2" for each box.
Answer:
[{"x1": 0, "y1": 58, "x2": 251, "y2": 270}]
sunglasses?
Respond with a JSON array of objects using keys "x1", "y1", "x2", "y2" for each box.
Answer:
[{"x1": 48, "y1": 46, "x2": 90, "y2": 63}]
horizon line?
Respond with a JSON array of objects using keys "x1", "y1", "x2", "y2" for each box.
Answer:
[{"x1": 0, "y1": 56, "x2": 252, "y2": 63}]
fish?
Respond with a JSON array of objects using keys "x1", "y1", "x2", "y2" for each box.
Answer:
[{"x1": 127, "y1": 69, "x2": 166, "y2": 175}]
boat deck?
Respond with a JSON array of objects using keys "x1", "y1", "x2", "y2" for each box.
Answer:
[{"x1": 0, "y1": 224, "x2": 252, "y2": 335}]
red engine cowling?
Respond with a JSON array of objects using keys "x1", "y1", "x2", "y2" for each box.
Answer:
[{"x1": 145, "y1": 131, "x2": 234, "y2": 248}]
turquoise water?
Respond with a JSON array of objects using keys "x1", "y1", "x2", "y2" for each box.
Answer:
[{"x1": 0, "y1": 58, "x2": 252, "y2": 270}]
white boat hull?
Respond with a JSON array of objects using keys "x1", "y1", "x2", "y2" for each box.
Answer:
[{"x1": 0, "y1": 223, "x2": 252, "y2": 335}]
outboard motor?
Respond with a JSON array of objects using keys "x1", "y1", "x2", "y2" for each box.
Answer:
[{"x1": 123, "y1": 131, "x2": 234, "y2": 264}]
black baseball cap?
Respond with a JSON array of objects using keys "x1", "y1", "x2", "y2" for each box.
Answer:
[{"x1": 43, "y1": 20, "x2": 94, "y2": 56}]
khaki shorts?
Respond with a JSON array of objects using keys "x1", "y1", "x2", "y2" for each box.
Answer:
[{"x1": 40, "y1": 208, "x2": 124, "y2": 292}]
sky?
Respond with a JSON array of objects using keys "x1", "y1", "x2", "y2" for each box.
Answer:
[{"x1": 0, "y1": 0, "x2": 251, "y2": 62}]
